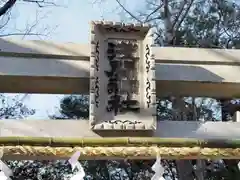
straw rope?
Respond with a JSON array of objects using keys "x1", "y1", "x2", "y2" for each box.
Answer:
[{"x1": 2, "y1": 146, "x2": 240, "y2": 159}]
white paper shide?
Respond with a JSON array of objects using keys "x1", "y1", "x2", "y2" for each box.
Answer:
[
  {"x1": 151, "y1": 155, "x2": 165, "y2": 180},
  {"x1": 68, "y1": 151, "x2": 85, "y2": 180}
]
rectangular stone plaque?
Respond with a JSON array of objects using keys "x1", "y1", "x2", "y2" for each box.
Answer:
[{"x1": 89, "y1": 21, "x2": 156, "y2": 130}]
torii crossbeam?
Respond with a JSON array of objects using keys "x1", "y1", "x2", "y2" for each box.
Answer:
[{"x1": 0, "y1": 21, "x2": 240, "y2": 160}]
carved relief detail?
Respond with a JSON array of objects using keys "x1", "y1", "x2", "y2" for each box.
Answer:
[
  {"x1": 104, "y1": 120, "x2": 142, "y2": 126},
  {"x1": 93, "y1": 21, "x2": 150, "y2": 34},
  {"x1": 95, "y1": 77, "x2": 100, "y2": 108},
  {"x1": 95, "y1": 41, "x2": 100, "y2": 71},
  {"x1": 89, "y1": 22, "x2": 101, "y2": 126},
  {"x1": 105, "y1": 26, "x2": 140, "y2": 33},
  {"x1": 145, "y1": 44, "x2": 151, "y2": 73},
  {"x1": 145, "y1": 44, "x2": 151, "y2": 108},
  {"x1": 95, "y1": 41, "x2": 100, "y2": 108},
  {"x1": 146, "y1": 78, "x2": 151, "y2": 108},
  {"x1": 144, "y1": 28, "x2": 157, "y2": 127}
]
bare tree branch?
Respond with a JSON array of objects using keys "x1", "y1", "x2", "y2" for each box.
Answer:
[
  {"x1": 0, "y1": 32, "x2": 47, "y2": 37},
  {"x1": 171, "y1": 0, "x2": 187, "y2": 28},
  {"x1": 0, "y1": 0, "x2": 60, "y2": 39},
  {"x1": 0, "y1": 15, "x2": 10, "y2": 29},
  {"x1": 174, "y1": 0, "x2": 194, "y2": 30},
  {"x1": 22, "y1": 0, "x2": 59, "y2": 7},
  {"x1": 0, "y1": 0, "x2": 16, "y2": 17},
  {"x1": 144, "y1": 5, "x2": 162, "y2": 23},
  {"x1": 0, "y1": 0, "x2": 60, "y2": 20},
  {"x1": 115, "y1": 0, "x2": 142, "y2": 23},
  {"x1": 163, "y1": 0, "x2": 174, "y2": 43}
]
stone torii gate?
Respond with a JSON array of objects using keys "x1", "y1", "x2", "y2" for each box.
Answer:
[{"x1": 0, "y1": 21, "x2": 240, "y2": 160}]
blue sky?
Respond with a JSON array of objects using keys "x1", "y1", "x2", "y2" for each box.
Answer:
[{"x1": 3, "y1": 0, "x2": 143, "y2": 119}]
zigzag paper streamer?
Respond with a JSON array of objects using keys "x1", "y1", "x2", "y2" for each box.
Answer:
[
  {"x1": 151, "y1": 155, "x2": 165, "y2": 180},
  {"x1": 68, "y1": 151, "x2": 85, "y2": 180},
  {"x1": 0, "y1": 150, "x2": 12, "y2": 180},
  {"x1": 0, "y1": 172, "x2": 8, "y2": 180}
]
